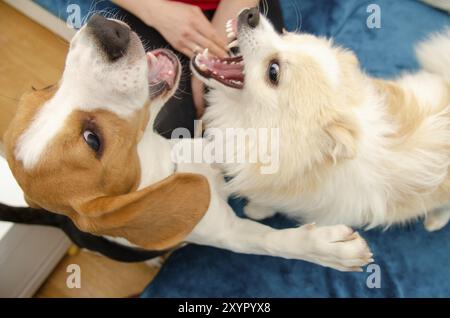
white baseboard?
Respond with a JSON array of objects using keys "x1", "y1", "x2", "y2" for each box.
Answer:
[
  {"x1": 0, "y1": 157, "x2": 71, "y2": 297},
  {"x1": 4, "y1": 0, "x2": 75, "y2": 41},
  {"x1": 0, "y1": 225, "x2": 70, "y2": 297}
]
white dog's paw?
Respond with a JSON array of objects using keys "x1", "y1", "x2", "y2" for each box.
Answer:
[
  {"x1": 424, "y1": 209, "x2": 450, "y2": 232},
  {"x1": 282, "y1": 224, "x2": 373, "y2": 272},
  {"x1": 244, "y1": 202, "x2": 276, "y2": 220},
  {"x1": 305, "y1": 224, "x2": 373, "y2": 271}
]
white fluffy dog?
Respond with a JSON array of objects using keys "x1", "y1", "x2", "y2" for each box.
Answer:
[{"x1": 192, "y1": 8, "x2": 450, "y2": 231}]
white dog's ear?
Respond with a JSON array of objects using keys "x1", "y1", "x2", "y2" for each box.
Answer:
[{"x1": 325, "y1": 119, "x2": 358, "y2": 163}]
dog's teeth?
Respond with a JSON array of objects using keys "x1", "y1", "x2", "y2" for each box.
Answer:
[
  {"x1": 147, "y1": 52, "x2": 158, "y2": 65},
  {"x1": 203, "y1": 48, "x2": 209, "y2": 58},
  {"x1": 219, "y1": 75, "x2": 225, "y2": 79},
  {"x1": 198, "y1": 63, "x2": 207, "y2": 71},
  {"x1": 228, "y1": 40, "x2": 238, "y2": 49},
  {"x1": 226, "y1": 19, "x2": 232, "y2": 28},
  {"x1": 226, "y1": 26, "x2": 232, "y2": 33},
  {"x1": 227, "y1": 32, "x2": 236, "y2": 39}
]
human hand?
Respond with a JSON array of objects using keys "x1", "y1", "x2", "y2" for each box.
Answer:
[{"x1": 146, "y1": 1, "x2": 228, "y2": 58}]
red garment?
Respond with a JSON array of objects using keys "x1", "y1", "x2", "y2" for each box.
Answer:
[{"x1": 171, "y1": 0, "x2": 220, "y2": 10}]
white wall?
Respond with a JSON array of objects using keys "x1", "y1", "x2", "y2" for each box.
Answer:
[
  {"x1": 0, "y1": 156, "x2": 26, "y2": 239},
  {"x1": 0, "y1": 156, "x2": 70, "y2": 297}
]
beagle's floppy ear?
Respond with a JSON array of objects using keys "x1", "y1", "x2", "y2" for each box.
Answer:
[{"x1": 70, "y1": 173, "x2": 210, "y2": 250}]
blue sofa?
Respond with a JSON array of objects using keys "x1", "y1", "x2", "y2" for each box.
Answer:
[{"x1": 32, "y1": 0, "x2": 450, "y2": 297}]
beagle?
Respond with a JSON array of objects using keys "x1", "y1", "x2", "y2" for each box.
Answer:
[{"x1": 3, "y1": 16, "x2": 372, "y2": 271}]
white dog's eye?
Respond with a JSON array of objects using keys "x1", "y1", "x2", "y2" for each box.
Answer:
[
  {"x1": 268, "y1": 60, "x2": 280, "y2": 86},
  {"x1": 83, "y1": 130, "x2": 101, "y2": 153}
]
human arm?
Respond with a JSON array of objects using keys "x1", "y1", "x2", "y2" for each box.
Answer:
[{"x1": 112, "y1": 0, "x2": 228, "y2": 58}]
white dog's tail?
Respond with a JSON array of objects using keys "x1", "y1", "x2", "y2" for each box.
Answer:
[{"x1": 416, "y1": 28, "x2": 450, "y2": 81}]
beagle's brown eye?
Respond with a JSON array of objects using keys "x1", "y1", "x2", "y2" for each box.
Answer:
[
  {"x1": 267, "y1": 60, "x2": 280, "y2": 85},
  {"x1": 83, "y1": 130, "x2": 101, "y2": 153}
]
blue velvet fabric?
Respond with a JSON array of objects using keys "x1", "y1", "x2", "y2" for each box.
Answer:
[
  {"x1": 32, "y1": 0, "x2": 450, "y2": 297},
  {"x1": 141, "y1": 198, "x2": 450, "y2": 298},
  {"x1": 32, "y1": 0, "x2": 119, "y2": 25}
]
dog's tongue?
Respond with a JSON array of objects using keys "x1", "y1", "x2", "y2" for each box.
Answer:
[
  {"x1": 146, "y1": 51, "x2": 176, "y2": 88},
  {"x1": 192, "y1": 17, "x2": 244, "y2": 89}
]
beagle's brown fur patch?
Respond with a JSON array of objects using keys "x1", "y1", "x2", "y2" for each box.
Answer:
[{"x1": 4, "y1": 87, "x2": 210, "y2": 250}]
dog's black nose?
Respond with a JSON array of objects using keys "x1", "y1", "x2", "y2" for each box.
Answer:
[
  {"x1": 87, "y1": 15, "x2": 130, "y2": 61},
  {"x1": 241, "y1": 7, "x2": 260, "y2": 28}
]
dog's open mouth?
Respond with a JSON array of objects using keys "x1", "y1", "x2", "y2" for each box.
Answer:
[
  {"x1": 146, "y1": 49, "x2": 179, "y2": 98},
  {"x1": 192, "y1": 18, "x2": 244, "y2": 89}
]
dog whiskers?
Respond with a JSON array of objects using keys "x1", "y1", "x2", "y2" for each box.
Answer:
[{"x1": 259, "y1": 0, "x2": 269, "y2": 17}]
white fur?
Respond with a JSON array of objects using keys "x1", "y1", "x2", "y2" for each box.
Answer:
[
  {"x1": 201, "y1": 16, "x2": 450, "y2": 231},
  {"x1": 397, "y1": 72, "x2": 446, "y2": 110},
  {"x1": 286, "y1": 39, "x2": 340, "y2": 88},
  {"x1": 137, "y1": 129, "x2": 174, "y2": 190},
  {"x1": 416, "y1": 28, "x2": 450, "y2": 82},
  {"x1": 16, "y1": 89, "x2": 75, "y2": 170}
]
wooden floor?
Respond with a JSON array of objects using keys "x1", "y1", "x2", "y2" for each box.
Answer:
[
  {"x1": 0, "y1": 2, "x2": 160, "y2": 297},
  {"x1": 35, "y1": 247, "x2": 161, "y2": 298},
  {"x1": 0, "y1": 1, "x2": 67, "y2": 142}
]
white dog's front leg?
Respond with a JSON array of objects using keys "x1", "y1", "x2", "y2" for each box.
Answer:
[{"x1": 186, "y1": 198, "x2": 373, "y2": 272}]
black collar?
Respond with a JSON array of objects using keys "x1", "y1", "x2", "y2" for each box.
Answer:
[{"x1": 0, "y1": 203, "x2": 169, "y2": 262}]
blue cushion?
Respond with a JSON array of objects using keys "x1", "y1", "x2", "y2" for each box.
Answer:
[
  {"x1": 141, "y1": 199, "x2": 450, "y2": 297},
  {"x1": 141, "y1": 0, "x2": 450, "y2": 298},
  {"x1": 32, "y1": 0, "x2": 118, "y2": 24}
]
